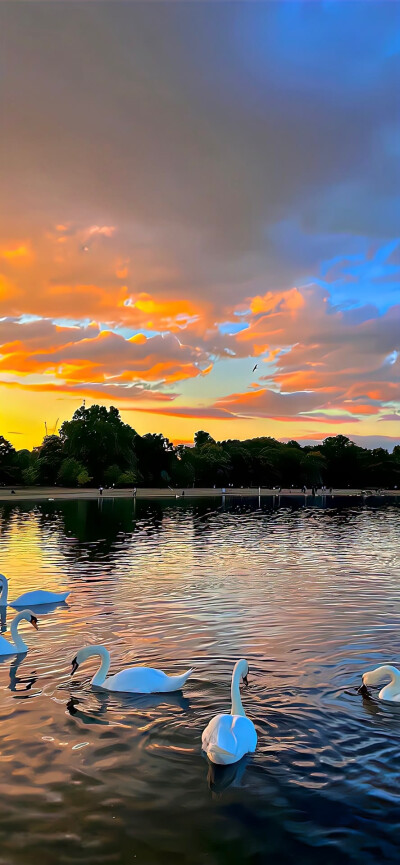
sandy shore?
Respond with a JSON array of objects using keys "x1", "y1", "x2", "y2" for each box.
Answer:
[{"x1": 0, "y1": 486, "x2": 398, "y2": 502}]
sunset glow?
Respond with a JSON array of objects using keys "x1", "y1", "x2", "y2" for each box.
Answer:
[{"x1": 1, "y1": 2, "x2": 399, "y2": 450}]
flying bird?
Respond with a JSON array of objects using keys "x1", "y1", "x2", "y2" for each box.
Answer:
[{"x1": 252, "y1": 364, "x2": 258, "y2": 372}]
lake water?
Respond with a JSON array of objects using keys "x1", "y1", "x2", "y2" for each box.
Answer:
[{"x1": 0, "y1": 497, "x2": 399, "y2": 865}]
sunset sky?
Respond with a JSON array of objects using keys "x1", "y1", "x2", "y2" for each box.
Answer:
[{"x1": 1, "y1": 1, "x2": 399, "y2": 451}]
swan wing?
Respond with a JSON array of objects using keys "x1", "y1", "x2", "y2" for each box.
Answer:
[
  {"x1": 202, "y1": 714, "x2": 240, "y2": 763},
  {"x1": 231, "y1": 715, "x2": 257, "y2": 753},
  {"x1": 10, "y1": 589, "x2": 69, "y2": 607},
  {"x1": 104, "y1": 666, "x2": 170, "y2": 694},
  {"x1": 202, "y1": 714, "x2": 257, "y2": 764}
]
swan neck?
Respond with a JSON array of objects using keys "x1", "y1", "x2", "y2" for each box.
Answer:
[
  {"x1": 10, "y1": 612, "x2": 28, "y2": 652},
  {"x1": 231, "y1": 663, "x2": 246, "y2": 717},
  {"x1": 0, "y1": 575, "x2": 8, "y2": 606},
  {"x1": 91, "y1": 646, "x2": 111, "y2": 686},
  {"x1": 380, "y1": 666, "x2": 400, "y2": 698}
]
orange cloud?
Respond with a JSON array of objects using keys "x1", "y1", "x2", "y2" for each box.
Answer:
[{"x1": 0, "y1": 244, "x2": 31, "y2": 261}]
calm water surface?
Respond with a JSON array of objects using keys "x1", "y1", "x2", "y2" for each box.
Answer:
[{"x1": 0, "y1": 498, "x2": 399, "y2": 865}]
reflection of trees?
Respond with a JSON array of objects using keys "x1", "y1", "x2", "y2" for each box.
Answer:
[
  {"x1": 0, "y1": 503, "x2": 19, "y2": 542},
  {"x1": 46, "y1": 499, "x2": 166, "y2": 564}
]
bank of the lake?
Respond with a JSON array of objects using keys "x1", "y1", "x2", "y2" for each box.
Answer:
[{"x1": 0, "y1": 485, "x2": 399, "y2": 501}]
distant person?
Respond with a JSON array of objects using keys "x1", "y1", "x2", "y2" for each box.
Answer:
[
  {"x1": 99, "y1": 486, "x2": 103, "y2": 496},
  {"x1": 133, "y1": 487, "x2": 137, "y2": 497},
  {"x1": 182, "y1": 490, "x2": 185, "y2": 496},
  {"x1": 10, "y1": 490, "x2": 15, "y2": 495}
]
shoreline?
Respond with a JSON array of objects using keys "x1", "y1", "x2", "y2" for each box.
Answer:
[{"x1": 0, "y1": 486, "x2": 399, "y2": 502}]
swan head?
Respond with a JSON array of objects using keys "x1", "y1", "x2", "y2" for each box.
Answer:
[
  {"x1": 17, "y1": 609, "x2": 39, "y2": 630},
  {"x1": 71, "y1": 646, "x2": 91, "y2": 675},
  {"x1": 70, "y1": 644, "x2": 108, "y2": 675},
  {"x1": 236, "y1": 658, "x2": 249, "y2": 685},
  {"x1": 362, "y1": 665, "x2": 400, "y2": 687}
]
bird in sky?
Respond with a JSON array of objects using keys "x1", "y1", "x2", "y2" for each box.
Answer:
[{"x1": 252, "y1": 364, "x2": 258, "y2": 372}]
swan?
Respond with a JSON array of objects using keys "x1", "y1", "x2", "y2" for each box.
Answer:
[
  {"x1": 202, "y1": 659, "x2": 257, "y2": 765},
  {"x1": 362, "y1": 665, "x2": 400, "y2": 702},
  {"x1": 0, "y1": 573, "x2": 70, "y2": 608},
  {"x1": 0, "y1": 610, "x2": 39, "y2": 656},
  {"x1": 70, "y1": 645, "x2": 193, "y2": 693}
]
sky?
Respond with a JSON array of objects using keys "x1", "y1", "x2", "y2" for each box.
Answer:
[{"x1": 0, "y1": 1, "x2": 399, "y2": 451}]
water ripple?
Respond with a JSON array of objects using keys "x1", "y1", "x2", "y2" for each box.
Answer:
[{"x1": 0, "y1": 498, "x2": 399, "y2": 864}]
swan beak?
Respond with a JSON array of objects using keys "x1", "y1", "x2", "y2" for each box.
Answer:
[
  {"x1": 30, "y1": 615, "x2": 39, "y2": 630},
  {"x1": 243, "y1": 674, "x2": 249, "y2": 686},
  {"x1": 71, "y1": 657, "x2": 79, "y2": 675}
]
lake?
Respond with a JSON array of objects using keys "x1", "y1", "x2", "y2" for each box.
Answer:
[{"x1": 0, "y1": 497, "x2": 399, "y2": 865}]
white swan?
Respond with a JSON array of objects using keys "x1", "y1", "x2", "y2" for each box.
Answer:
[
  {"x1": 362, "y1": 665, "x2": 400, "y2": 702},
  {"x1": 0, "y1": 610, "x2": 39, "y2": 656},
  {"x1": 0, "y1": 573, "x2": 69, "y2": 608},
  {"x1": 202, "y1": 659, "x2": 257, "y2": 765},
  {"x1": 70, "y1": 645, "x2": 193, "y2": 693}
]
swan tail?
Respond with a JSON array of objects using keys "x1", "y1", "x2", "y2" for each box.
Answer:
[
  {"x1": 167, "y1": 668, "x2": 193, "y2": 690},
  {"x1": 204, "y1": 722, "x2": 237, "y2": 763}
]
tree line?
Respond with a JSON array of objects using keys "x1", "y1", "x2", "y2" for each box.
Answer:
[{"x1": 0, "y1": 403, "x2": 399, "y2": 489}]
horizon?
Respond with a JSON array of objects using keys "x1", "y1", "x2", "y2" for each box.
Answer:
[{"x1": 1, "y1": 2, "x2": 399, "y2": 452}]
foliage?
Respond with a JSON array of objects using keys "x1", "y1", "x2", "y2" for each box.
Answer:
[
  {"x1": 2, "y1": 406, "x2": 399, "y2": 489},
  {"x1": 36, "y1": 435, "x2": 64, "y2": 484},
  {"x1": 59, "y1": 405, "x2": 138, "y2": 485},
  {"x1": 22, "y1": 465, "x2": 39, "y2": 485},
  {"x1": 58, "y1": 458, "x2": 89, "y2": 487},
  {"x1": 0, "y1": 436, "x2": 19, "y2": 484}
]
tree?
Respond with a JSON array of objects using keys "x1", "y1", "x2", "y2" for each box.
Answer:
[
  {"x1": 1, "y1": 405, "x2": 399, "y2": 490},
  {"x1": 58, "y1": 458, "x2": 89, "y2": 486},
  {"x1": 37, "y1": 435, "x2": 64, "y2": 484},
  {"x1": 22, "y1": 465, "x2": 39, "y2": 485},
  {"x1": 194, "y1": 430, "x2": 214, "y2": 449},
  {"x1": 77, "y1": 467, "x2": 92, "y2": 486},
  {"x1": 59, "y1": 404, "x2": 138, "y2": 484},
  {"x1": 0, "y1": 436, "x2": 20, "y2": 484},
  {"x1": 300, "y1": 451, "x2": 326, "y2": 485},
  {"x1": 135, "y1": 433, "x2": 175, "y2": 485}
]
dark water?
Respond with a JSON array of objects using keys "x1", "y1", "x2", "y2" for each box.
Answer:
[{"x1": 0, "y1": 497, "x2": 399, "y2": 865}]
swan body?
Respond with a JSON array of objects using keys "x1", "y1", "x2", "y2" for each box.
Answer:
[
  {"x1": 202, "y1": 659, "x2": 257, "y2": 765},
  {"x1": 71, "y1": 645, "x2": 193, "y2": 693},
  {"x1": 362, "y1": 665, "x2": 400, "y2": 702},
  {"x1": 0, "y1": 610, "x2": 38, "y2": 655},
  {"x1": 0, "y1": 574, "x2": 69, "y2": 608}
]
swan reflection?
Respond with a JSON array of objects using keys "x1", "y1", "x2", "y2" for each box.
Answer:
[
  {"x1": 23, "y1": 601, "x2": 70, "y2": 616},
  {"x1": 8, "y1": 655, "x2": 38, "y2": 693},
  {"x1": 207, "y1": 755, "x2": 248, "y2": 794},
  {"x1": 66, "y1": 689, "x2": 191, "y2": 722}
]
